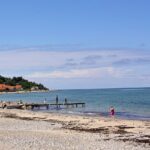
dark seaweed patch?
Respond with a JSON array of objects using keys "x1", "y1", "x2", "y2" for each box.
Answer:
[
  {"x1": 113, "y1": 129, "x2": 129, "y2": 134},
  {"x1": 115, "y1": 125, "x2": 134, "y2": 129},
  {"x1": 118, "y1": 138, "x2": 150, "y2": 145},
  {"x1": 63, "y1": 126, "x2": 109, "y2": 134}
]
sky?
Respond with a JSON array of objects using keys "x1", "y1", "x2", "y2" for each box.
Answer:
[{"x1": 0, "y1": 0, "x2": 150, "y2": 89}]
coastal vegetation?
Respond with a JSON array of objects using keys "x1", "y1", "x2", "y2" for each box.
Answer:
[{"x1": 0, "y1": 75, "x2": 48, "y2": 92}]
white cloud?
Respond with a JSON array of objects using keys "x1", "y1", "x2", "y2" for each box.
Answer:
[
  {"x1": 25, "y1": 67, "x2": 133, "y2": 79},
  {"x1": 0, "y1": 48, "x2": 150, "y2": 88},
  {"x1": 0, "y1": 49, "x2": 148, "y2": 70},
  {"x1": 0, "y1": 49, "x2": 121, "y2": 69}
]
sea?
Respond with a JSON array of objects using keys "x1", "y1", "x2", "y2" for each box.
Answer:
[{"x1": 0, "y1": 88, "x2": 150, "y2": 120}]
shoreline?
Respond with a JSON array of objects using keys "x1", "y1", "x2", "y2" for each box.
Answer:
[
  {"x1": 0, "y1": 90, "x2": 51, "y2": 95},
  {"x1": 0, "y1": 88, "x2": 149, "y2": 122},
  {"x1": 1, "y1": 108, "x2": 150, "y2": 131},
  {"x1": 0, "y1": 100, "x2": 149, "y2": 121},
  {"x1": 0, "y1": 109, "x2": 149, "y2": 149},
  {"x1": 42, "y1": 109, "x2": 150, "y2": 122}
]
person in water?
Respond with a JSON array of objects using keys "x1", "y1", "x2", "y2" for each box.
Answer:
[{"x1": 110, "y1": 106, "x2": 115, "y2": 117}]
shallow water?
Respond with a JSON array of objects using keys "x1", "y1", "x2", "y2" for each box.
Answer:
[{"x1": 0, "y1": 88, "x2": 150, "y2": 120}]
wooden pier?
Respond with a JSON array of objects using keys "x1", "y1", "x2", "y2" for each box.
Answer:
[
  {"x1": 24, "y1": 103, "x2": 49, "y2": 110},
  {"x1": 0, "y1": 102, "x2": 85, "y2": 110},
  {"x1": 49, "y1": 102, "x2": 85, "y2": 108}
]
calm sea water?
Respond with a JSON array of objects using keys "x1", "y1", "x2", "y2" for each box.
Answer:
[{"x1": 0, "y1": 88, "x2": 150, "y2": 120}]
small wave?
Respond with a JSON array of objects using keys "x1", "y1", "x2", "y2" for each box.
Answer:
[{"x1": 116, "y1": 112, "x2": 150, "y2": 121}]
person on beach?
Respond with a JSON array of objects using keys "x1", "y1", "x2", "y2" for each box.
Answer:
[
  {"x1": 110, "y1": 106, "x2": 115, "y2": 117},
  {"x1": 2, "y1": 101, "x2": 7, "y2": 109}
]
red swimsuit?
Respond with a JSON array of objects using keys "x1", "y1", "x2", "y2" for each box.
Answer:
[{"x1": 110, "y1": 109, "x2": 115, "y2": 116}]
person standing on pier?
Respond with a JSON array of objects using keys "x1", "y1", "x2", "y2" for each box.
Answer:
[
  {"x1": 64, "y1": 98, "x2": 67, "y2": 104},
  {"x1": 56, "y1": 95, "x2": 58, "y2": 104}
]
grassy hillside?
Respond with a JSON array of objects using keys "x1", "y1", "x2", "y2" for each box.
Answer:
[{"x1": 0, "y1": 75, "x2": 49, "y2": 91}]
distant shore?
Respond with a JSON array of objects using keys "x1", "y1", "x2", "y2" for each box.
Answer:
[
  {"x1": 0, "y1": 90, "x2": 52, "y2": 95},
  {"x1": 0, "y1": 109, "x2": 149, "y2": 150}
]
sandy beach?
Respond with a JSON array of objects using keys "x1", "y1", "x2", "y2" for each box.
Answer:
[{"x1": 0, "y1": 109, "x2": 149, "y2": 150}]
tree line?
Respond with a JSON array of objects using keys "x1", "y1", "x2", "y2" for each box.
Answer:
[{"x1": 0, "y1": 75, "x2": 48, "y2": 91}]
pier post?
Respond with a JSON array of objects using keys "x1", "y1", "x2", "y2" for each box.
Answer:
[
  {"x1": 46, "y1": 105, "x2": 49, "y2": 110},
  {"x1": 31, "y1": 105, "x2": 34, "y2": 110}
]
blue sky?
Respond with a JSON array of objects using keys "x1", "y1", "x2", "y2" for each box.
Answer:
[{"x1": 0, "y1": 0, "x2": 150, "y2": 89}]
